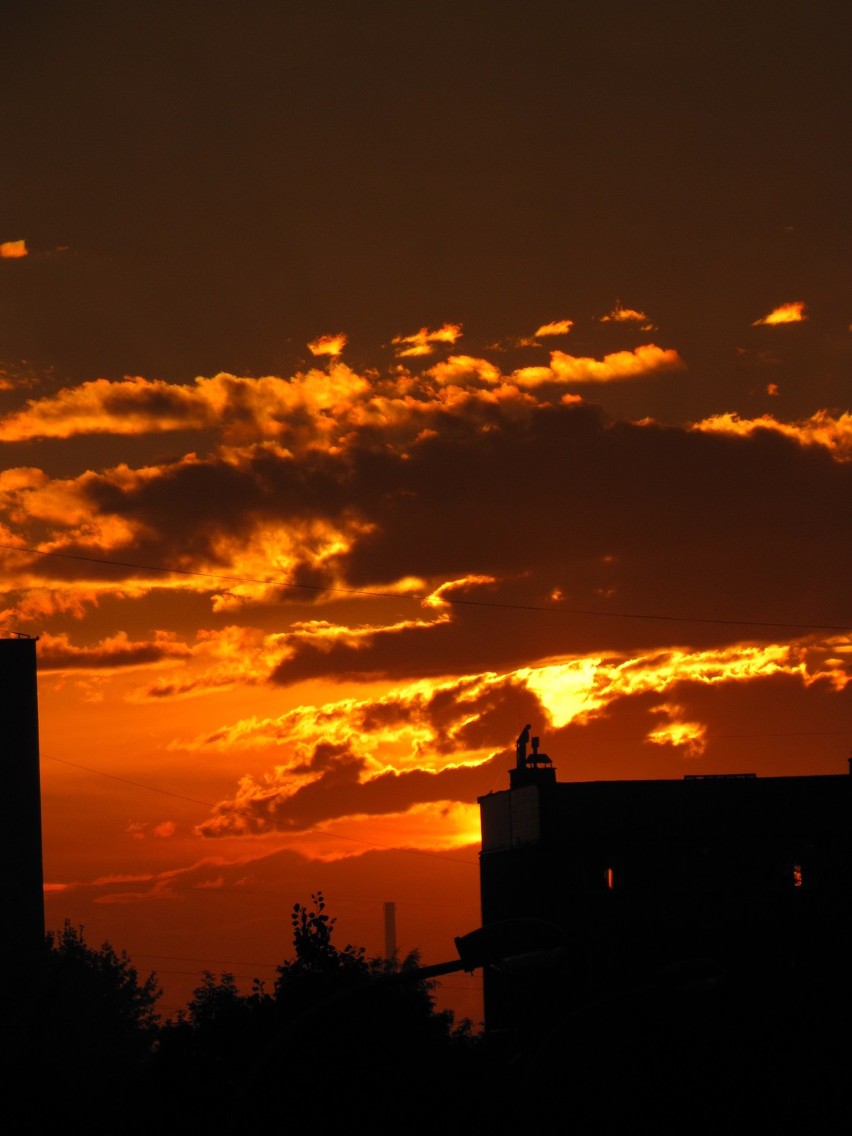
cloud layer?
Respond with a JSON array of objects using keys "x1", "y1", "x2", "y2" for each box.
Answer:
[{"x1": 2, "y1": 325, "x2": 849, "y2": 864}]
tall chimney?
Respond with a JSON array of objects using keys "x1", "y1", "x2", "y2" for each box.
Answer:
[
  {"x1": 384, "y1": 901, "x2": 397, "y2": 968},
  {"x1": 0, "y1": 634, "x2": 45, "y2": 974}
]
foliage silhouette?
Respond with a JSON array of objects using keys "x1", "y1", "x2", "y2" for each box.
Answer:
[
  {"x1": 145, "y1": 892, "x2": 481, "y2": 1129},
  {"x1": 6, "y1": 894, "x2": 848, "y2": 1133},
  {"x1": 43, "y1": 918, "x2": 161, "y2": 1035},
  {"x1": 2, "y1": 921, "x2": 161, "y2": 1125},
  {"x1": 273, "y1": 890, "x2": 370, "y2": 1014}
]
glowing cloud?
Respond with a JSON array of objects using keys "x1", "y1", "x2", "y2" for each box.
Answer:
[
  {"x1": 0, "y1": 376, "x2": 217, "y2": 440},
  {"x1": 198, "y1": 795, "x2": 481, "y2": 855},
  {"x1": 534, "y1": 319, "x2": 573, "y2": 337},
  {"x1": 391, "y1": 324, "x2": 462, "y2": 357},
  {"x1": 36, "y1": 630, "x2": 191, "y2": 672},
  {"x1": 514, "y1": 344, "x2": 684, "y2": 387},
  {"x1": 427, "y1": 356, "x2": 502, "y2": 386},
  {"x1": 647, "y1": 703, "x2": 707, "y2": 758},
  {"x1": 600, "y1": 302, "x2": 653, "y2": 327},
  {"x1": 752, "y1": 301, "x2": 807, "y2": 326},
  {"x1": 520, "y1": 658, "x2": 606, "y2": 728},
  {"x1": 423, "y1": 575, "x2": 497, "y2": 608},
  {"x1": 0, "y1": 476, "x2": 374, "y2": 620},
  {"x1": 691, "y1": 410, "x2": 852, "y2": 461},
  {"x1": 0, "y1": 345, "x2": 678, "y2": 448},
  {"x1": 179, "y1": 635, "x2": 849, "y2": 841},
  {"x1": 0, "y1": 367, "x2": 373, "y2": 443},
  {"x1": 308, "y1": 333, "x2": 347, "y2": 357},
  {"x1": 0, "y1": 239, "x2": 27, "y2": 258},
  {"x1": 180, "y1": 671, "x2": 513, "y2": 764}
]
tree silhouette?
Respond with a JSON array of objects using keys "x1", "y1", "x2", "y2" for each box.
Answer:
[
  {"x1": 152, "y1": 891, "x2": 481, "y2": 1127},
  {"x1": 252, "y1": 891, "x2": 480, "y2": 1126},
  {"x1": 184, "y1": 969, "x2": 253, "y2": 1029},
  {"x1": 7, "y1": 898, "x2": 484, "y2": 1129},
  {"x1": 2, "y1": 921, "x2": 161, "y2": 1125},
  {"x1": 43, "y1": 919, "x2": 161, "y2": 1035},
  {"x1": 273, "y1": 891, "x2": 369, "y2": 1018}
]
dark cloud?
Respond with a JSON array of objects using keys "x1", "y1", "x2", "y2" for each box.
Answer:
[
  {"x1": 255, "y1": 403, "x2": 851, "y2": 680},
  {"x1": 200, "y1": 755, "x2": 508, "y2": 837},
  {"x1": 342, "y1": 402, "x2": 848, "y2": 606},
  {"x1": 7, "y1": 389, "x2": 848, "y2": 682},
  {"x1": 549, "y1": 669, "x2": 852, "y2": 781},
  {"x1": 9, "y1": 390, "x2": 842, "y2": 665},
  {"x1": 194, "y1": 675, "x2": 549, "y2": 834},
  {"x1": 37, "y1": 633, "x2": 189, "y2": 671},
  {"x1": 297, "y1": 741, "x2": 365, "y2": 777},
  {"x1": 39, "y1": 642, "x2": 165, "y2": 669}
]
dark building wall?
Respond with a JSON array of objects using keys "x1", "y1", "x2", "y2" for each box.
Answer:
[
  {"x1": 0, "y1": 636, "x2": 45, "y2": 972},
  {"x1": 478, "y1": 767, "x2": 852, "y2": 1039}
]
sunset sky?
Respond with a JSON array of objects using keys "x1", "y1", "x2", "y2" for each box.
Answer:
[{"x1": 2, "y1": 1, "x2": 850, "y2": 1025}]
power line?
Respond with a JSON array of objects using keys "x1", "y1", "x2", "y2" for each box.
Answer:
[
  {"x1": 43, "y1": 753, "x2": 216, "y2": 808},
  {"x1": 2, "y1": 541, "x2": 848, "y2": 631},
  {"x1": 41, "y1": 751, "x2": 479, "y2": 867},
  {"x1": 132, "y1": 952, "x2": 281, "y2": 969}
]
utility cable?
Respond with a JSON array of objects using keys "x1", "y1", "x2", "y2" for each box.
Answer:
[{"x1": 1, "y1": 541, "x2": 849, "y2": 631}]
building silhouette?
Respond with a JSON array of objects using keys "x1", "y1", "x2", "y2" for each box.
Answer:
[
  {"x1": 477, "y1": 729, "x2": 852, "y2": 1047},
  {"x1": 0, "y1": 634, "x2": 44, "y2": 978}
]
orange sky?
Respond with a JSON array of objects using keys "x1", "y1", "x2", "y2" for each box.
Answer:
[{"x1": 1, "y1": 1, "x2": 850, "y2": 1026}]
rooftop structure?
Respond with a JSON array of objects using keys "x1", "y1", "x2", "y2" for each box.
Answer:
[{"x1": 478, "y1": 728, "x2": 852, "y2": 1046}]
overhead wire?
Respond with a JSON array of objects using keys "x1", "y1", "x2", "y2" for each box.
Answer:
[
  {"x1": 16, "y1": 542, "x2": 848, "y2": 1001},
  {"x1": 1, "y1": 541, "x2": 848, "y2": 631},
  {"x1": 41, "y1": 751, "x2": 480, "y2": 866}
]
